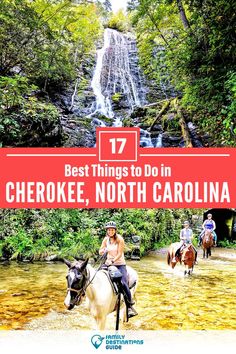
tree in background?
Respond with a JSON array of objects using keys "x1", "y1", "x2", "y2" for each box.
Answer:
[
  {"x1": 0, "y1": 0, "x2": 104, "y2": 146},
  {"x1": 128, "y1": 0, "x2": 236, "y2": 145},
  {"x1": 0, "y1": 208, "x2": 202, "y2": 260}
]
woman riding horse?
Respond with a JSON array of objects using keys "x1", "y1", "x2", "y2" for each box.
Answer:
[
  {"x1": 99, "y1": 221, "x2": 138, "y2": 318},
  {"x1": 198, "y1": 213, "x2": 217, "y2": 246},
  {"x1": 202, "y1": 229, "x2": 214, "y2": 258},
  {"x1": 172, "y1": 221, "x2": 198, "y2": 264},
  {"x1": 64, "y1": 258, "x2": 138, "y2": 329}
]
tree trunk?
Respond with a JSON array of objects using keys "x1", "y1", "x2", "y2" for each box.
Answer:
[
  {"x1": 176, "y1": 0, "x2": 190, "y2": 30},
  {"x1": 143, "y1": 99, "x2": 168, "y2": 108},
  {"x1": 173, "y1": 98, "x2": 192, "y2": 147},
  {"x1": 179, "y1": 116, "x2": 193, "y2": 147},
  {"x1": 150, "y1": 100, "x2": 171, "y2": 131}
]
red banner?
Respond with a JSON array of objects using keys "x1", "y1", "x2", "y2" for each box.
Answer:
[{"x1": 0, "y1": 128, "x2": 235, "y2": 208}]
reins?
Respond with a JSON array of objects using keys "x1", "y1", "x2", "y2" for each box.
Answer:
[{"x1": 67, "y1": 252, "x2": 108, "y2": 304}]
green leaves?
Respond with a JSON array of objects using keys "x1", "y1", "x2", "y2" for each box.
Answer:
[
  {"x1": 129, "y1": 0, "x2": 236, "y2": 145},
  {"x1": 0, "y1": 0, "x2": 101, "y2": 88},
  {"x1": 107, "y1": 9, "x2": 131, "y2": 32},
  {"x1": 0, "y1": 208, "x2": 203, "y2": 260},
  {"x1": 0, "y1": 76, "x2": 37, "y2": 109}
]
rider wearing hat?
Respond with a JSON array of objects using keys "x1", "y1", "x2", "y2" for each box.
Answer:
[
  {"x1": 198, "y1": 213, "x2": 217, "y2": 246},
  {"x1": 172, "y1": 220, "x2": 198, "y2": 264},
  {"x1": 99, "y1": 221, "x2": 137, "y2": 318}
]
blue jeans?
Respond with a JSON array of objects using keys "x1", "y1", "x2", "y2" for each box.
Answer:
[{"x1": 116, "y1": 265, "x2": 132, "y2": 303}]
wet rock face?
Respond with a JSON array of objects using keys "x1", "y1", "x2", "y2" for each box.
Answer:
[
  {"x1": 124, "y1": 235, "x2": 141, "y2": 260},
  {"x1": 60, "y1": 114, "x2": 96, "y2": 147}
]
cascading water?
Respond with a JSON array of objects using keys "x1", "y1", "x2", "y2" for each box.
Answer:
[
  {"x1": 90, "y1": 29, "x2": 114, "y2": 119},
  {"x1": 89, "y1": 28, "x2": 162, "y2": 146},
  {"x1": 89, "y1": 28, "x2": 145, "y2": 122}
]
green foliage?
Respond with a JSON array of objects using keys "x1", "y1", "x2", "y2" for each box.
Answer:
[
  {"x1": 218, "y1": 239, "x2": 236, "y2": 249},
  {"x1": 0, "y1": 0, "x2": 102, "y2": 89},
  {"x1": 0, "y1": 208, "x2": 203, "y2": 260},
  {"x1": 0, "y1": 0, "x2": 104, "y2": 147},
  {"x1": 0, "y1": 98, "x2": 60, "y2": 146},
  {"x1": 111, "y1": 92, "x2": 122, "y2": 103},
  {"x1": 107, "y1": 9, "x2": 131, "y2": 32},
  {"x1": 221, "y1": 72, "x2": 236, "y2": 143},
  {"x1": 129, "y1": 0, "x2": 236, "y2": 146},
  {"x1": 0, "y1": 76, "x2": 38, "y2": 109}
]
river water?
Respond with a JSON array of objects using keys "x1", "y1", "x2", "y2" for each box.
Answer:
[{"x1": 0, "y1": 248, "x2": 236, "y2": 330}]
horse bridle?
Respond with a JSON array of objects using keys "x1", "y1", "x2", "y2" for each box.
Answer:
[
  {"x1": 67, "y1": 254, "x2": 108, "y2": 306},
  {"x1": 67, "y1": 268, "x2": 90, "y2": 305}
]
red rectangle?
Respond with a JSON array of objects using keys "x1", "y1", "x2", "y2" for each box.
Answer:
[
  {"x1": 0, "y1": 144, "x2": 235, "y2": 208},
  {"x1": 98, "y1": 128, "x2": 139, "y2": 162}
]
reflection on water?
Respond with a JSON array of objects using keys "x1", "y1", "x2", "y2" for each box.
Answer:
[{"x1": 0, "y1": 248, "x2": 236, "y2": 330}]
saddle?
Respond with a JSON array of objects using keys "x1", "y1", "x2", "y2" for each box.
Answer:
[
  {"x1": 99, "y1": 265, "x2": 122, "y2": 295},
  {"x1": 100, "y1": 265, "x2": 136, "y2": 294}
]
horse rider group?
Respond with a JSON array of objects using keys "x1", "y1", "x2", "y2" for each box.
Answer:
[
  {"x1": 172, "y1": 213, "x2": 217, "y2": 264},
  {"x1": 97, "y1": 214, "x2": 217, "y2": 320}
]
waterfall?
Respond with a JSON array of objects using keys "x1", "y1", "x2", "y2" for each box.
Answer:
[
  {"x1": 89, "y1": 28, "x2": 162, "y2": 147},
  {"x1": 89, "y1": 28, "x2": 145, "y2": 120}
]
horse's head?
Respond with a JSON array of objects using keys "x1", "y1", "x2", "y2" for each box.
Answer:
[
  {"x1": 202, "y1": 229, "x2": 213, "y2": 247},
  {"x1": 181, "y1": 245, "x2": 194, "y2": 265},
  {"x1": 64, "y1": 258, "x2": 89, "y2": 310},
  {"x1": 205, "y1": 229, "x2": 212, "y2": 236}
]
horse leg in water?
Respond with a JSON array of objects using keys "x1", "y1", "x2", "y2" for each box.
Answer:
[
  {"x1": 189, "y1": 265, "x2": 193, "y2": 275},
  {"x1": 207, "y1": 247, "x2": 211, "y2": 258},
  {"x1": 90, "y1": 305, "x2": 107, "y2": 330},
  {"x1": 184, "y1": 265, "x2": 193, "y2": 276},
  {"x1": 95, "y1": 313, "x2": 106, "y2": 330}
]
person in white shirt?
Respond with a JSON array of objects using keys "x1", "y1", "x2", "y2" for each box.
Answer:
[{"x1": 172, "y1": 221, "x2": 198, "y2": 264}]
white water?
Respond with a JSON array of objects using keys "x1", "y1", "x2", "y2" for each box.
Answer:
[
  {"x1": 89, "y1": 28, "x2": 162, "y2": 147},
  {"x1": 140, "y1": 129, "x2": 163, "y2": 148},
  {"x1": 90, "y1": 28, "x2": 143, "y2": 119},
  {"x1": 90, "y1": 29, "x2": 114, "y2": 118}
]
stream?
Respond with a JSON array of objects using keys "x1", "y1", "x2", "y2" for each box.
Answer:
[{"x1": 0, "y1": 248, "x2": 236, "y2": 330}]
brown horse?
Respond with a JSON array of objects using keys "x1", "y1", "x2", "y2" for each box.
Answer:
[
  {"x1": 202, "y1": 229, "x2": 213, "y2": 258},
  {"x1": 167, "y1": 242, "x2": 195, "y2": 275}
]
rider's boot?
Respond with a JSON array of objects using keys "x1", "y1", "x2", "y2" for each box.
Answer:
[
  {"x1": 172, "y1": 249, "x2": 181, "y2": 263},
  {"x1": 128, "y1": 306, "x2": 138, "y2": 318},
  {"x1": 120, "y1": 283, "x2": 138, "y2": 318}
]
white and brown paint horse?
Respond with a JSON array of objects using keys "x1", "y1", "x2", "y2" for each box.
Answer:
[
  {"x1": 64, "y1": 259, "x2": 138, "y2": 330},
  {"x1": 167, "y1": 242, "x2": 196, "y2": 275}
]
